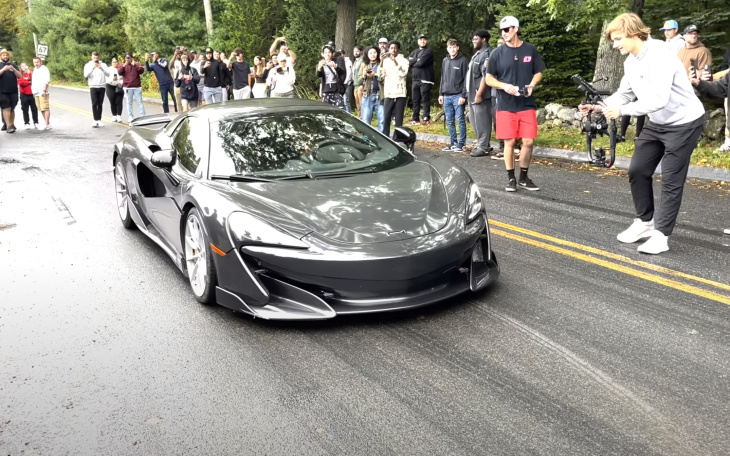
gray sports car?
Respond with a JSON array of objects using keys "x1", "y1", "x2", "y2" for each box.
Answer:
[{"x1": 113, "y1": 99, "x2": 499, "y2": 320}]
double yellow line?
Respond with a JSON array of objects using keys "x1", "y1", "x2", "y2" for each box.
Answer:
[
  {"x1": 51, "y1": 100, "x2": 128, "y2": 127},
  {"x1": 489, "y1": 220, "x2": 730, "y2": 306}
]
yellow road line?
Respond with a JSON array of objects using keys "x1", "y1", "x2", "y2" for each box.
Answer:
[
  {"x1": 491, "y1": 228, "x2": 730, "y2": 306},
  {"x1": 490, "y1": 219, "x2": 730, "y2": 292}
]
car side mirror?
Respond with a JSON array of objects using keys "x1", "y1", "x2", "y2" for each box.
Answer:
[
  {"x1": 151, "y1": 149, "x2": 177, "y2": 168},
  {"x1": 392, "y1": 127, "x2": 416, "y2": 152}
]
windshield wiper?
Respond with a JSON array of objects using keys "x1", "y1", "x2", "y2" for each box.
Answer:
[
  {"x1": 210, "y1": 174, "x2": 276, "y2": 183},
  {"x1": 307, "y1": 167, "x2": 377, "y2": 179}
]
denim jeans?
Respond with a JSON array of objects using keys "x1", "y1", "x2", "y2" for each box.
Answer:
[
  {"x1": 124, "y1": 87, "x2": 145, "y2": 121},
  {"x1": 444, "y1": 94, "x2": 466, "y2": 146},
  {"x1": 360, "y1": 93, "x2": 384, "y2": 132},
  {"x1": 204, "y1": 87, "x2": 223, "y2": 104},
  {"x1": 159, "y1": 82, "x2": 177, "y2": 113}
]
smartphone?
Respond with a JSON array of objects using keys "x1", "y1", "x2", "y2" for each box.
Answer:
[{"x1": 689, "y1": 58, "x2": 698, "y2": 69}]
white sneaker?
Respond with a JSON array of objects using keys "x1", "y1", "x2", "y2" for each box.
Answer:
[
  {"x1": 617, "y1": 218, "x2": 654, "y2": 243},
  {"x1": 724, "y1": 228, "x2": 730, "y2": 235},
  {"x1": 24, "y1": 123, "x2": 31, "y2": 130},
  {"x1": 92, "y1": 120, "x2": 98, "y2": 127},
  {"x1": 118, "y1": 115, "x2": 123, "y2": 122},
  {"x1": 44, "y1": 124, "x2": 52, "y2": 130},
  {"x1": 714, "y1": 143, "x2": 730, "y2": 153},
  {"x1": 637, "y1": 230, "x2": 669, "y2": 254},
  {"x1": 33, "y1": 123, "x2": 39, "y2": 129},
  {"x1": 97, "y1": 121, "x2": 104, "y2": 127}
]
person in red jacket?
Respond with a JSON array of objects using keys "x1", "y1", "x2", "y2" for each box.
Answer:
[
  {"x1": 17, "y1": 63, "x2": 38, "y2": 129},
  {"x1": 117, "y1": 52, "x2": 146, "y2": 121}
]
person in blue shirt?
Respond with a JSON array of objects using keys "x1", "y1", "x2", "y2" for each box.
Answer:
[{"x1": 145, "y1": 51, "x2": 178, "y2": 113}]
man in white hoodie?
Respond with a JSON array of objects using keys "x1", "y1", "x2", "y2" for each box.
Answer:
[
  {"x1": 579, "y1": 13, "x2": 705, "y2": 255},
  {"x1": 83, "y1": 51, "x2": 107, "y2": 127}
]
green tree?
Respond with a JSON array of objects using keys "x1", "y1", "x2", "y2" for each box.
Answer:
[
  {"x1": 123, "y1": 0, "x2": 207, "y2": 55},
  {"x1": 19, "y1": 0, "x2": 131, "y2": 81},
  {"x1": 281, "y1": 0, "x2": 336, "y2": 92},
  {"x1": 214, "y1": 0, "x2": 285, "y2": 58},
  {"x1": 0, "y1": 0, "x2": 27, "y2": 50}
]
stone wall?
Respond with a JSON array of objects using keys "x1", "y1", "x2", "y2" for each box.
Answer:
[{"x1": 537, "y1": 103, "x2": 728, "y2": 140}]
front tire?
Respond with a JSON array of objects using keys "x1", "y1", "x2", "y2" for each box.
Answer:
[
  {"x1": 184, "y1": 208, "x2": 217, "y2": 304},
  {"x1": 114, "y1": 156, "x2": 135, "y2": 229}
]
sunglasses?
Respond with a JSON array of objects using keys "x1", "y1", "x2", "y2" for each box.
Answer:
[{"x1": 501, "y1": 27, "x2": 514, "y2": 33}]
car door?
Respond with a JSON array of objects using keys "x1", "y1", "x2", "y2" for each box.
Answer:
[{"x1": 144, "y1": 116, "x2": 209, "y2": 254}]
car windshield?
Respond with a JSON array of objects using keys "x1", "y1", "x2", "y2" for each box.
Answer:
[{"x1": 208, "y1": 110, "x2": 412, "y2": 179}]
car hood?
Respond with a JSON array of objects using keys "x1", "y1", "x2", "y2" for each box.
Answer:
[{"x1": 228, "y1": 161, "x2": 450, "y2": 244}]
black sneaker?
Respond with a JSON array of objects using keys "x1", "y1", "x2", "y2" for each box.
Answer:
[
  {"x1": 518, "y1": 177, "x2": 540, "y2": 191},
  {"x1": 0, "y1": 124, "x2": 6, "y2": 131},
  {"x1": 470, "y1": 149, "x2": 488, "y2": 157},
  {"x1": 505, "y1": 178, "x2": 517, "y2": 192},
  {"x1": 7, "y1": 125, "x2": 16, "y2": 133}
]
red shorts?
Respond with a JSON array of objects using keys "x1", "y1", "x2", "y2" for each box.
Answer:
[{"x1": 496, "y1": 110, "x2": 538, "y2": 140}]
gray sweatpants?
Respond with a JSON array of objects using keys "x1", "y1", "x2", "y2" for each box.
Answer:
[
  {"x1": 629, "y1": 116, "x2": 704, "y2": 236},
  {"x1": 470, "y1": 98, "x2": 493, "y2": 154}
]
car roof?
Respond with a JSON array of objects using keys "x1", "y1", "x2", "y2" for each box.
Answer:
[{"x1": 190, "y1": 98, "x2": 341, "y2": 123}]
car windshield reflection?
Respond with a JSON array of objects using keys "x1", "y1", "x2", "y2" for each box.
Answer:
[{"x1": 209, "y1": 110, "x2": 412, "y2": 179}]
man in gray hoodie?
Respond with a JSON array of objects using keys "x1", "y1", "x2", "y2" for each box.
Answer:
[
  {"x1": 580, "y1": 13, "x2": 705, "y2": 255},
  {"x1": 83, "y1": 51, "x2": 107, "y2": 127}
]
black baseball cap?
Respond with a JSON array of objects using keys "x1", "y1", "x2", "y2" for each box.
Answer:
[
  {"x1": 205, "y1": 47, "x2": 214, "y2": 54},
  {"x1": 683, "y1": 24, "x2": 699, "y2": 34},
  {"x1": 418, "y1": 34, "x2": 428, "y2": 39}
]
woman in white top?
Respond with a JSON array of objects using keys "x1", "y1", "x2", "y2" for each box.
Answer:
[{"x1": 104, "y1": 58, "x2": 124, "y2": 122}]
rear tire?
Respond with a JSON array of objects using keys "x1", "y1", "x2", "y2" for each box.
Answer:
[
  {"x1": 184, "y1": 208, "x2": 217, "y2": 304},
  {"x1": 114, "y1": 156, "x2": 136, "y2": 229}
]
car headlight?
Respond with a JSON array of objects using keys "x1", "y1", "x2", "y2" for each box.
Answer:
[
  {"x1": 465, "y1": 182, "x2": 483, "y2": 223},
  {"x1": 227, "y1": 212, "x2": 308, "y2": 249}
]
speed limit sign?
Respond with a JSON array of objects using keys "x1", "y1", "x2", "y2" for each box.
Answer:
[{"x1": 37, "y1": 44, "x2": 48, "y2": 57}]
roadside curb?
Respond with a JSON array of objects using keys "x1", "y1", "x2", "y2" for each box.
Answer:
[{"x1": 416, "y1": 132, "x2": 730, "y2": 182}]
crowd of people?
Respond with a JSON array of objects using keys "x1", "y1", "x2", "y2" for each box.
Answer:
[{"x1": 1, "y1": 15, "x2": 729, "y2": 245}]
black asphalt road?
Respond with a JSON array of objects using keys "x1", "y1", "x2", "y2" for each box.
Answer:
[{"x1": 1, "y1": 87, "x2": 729, "y2": 455}]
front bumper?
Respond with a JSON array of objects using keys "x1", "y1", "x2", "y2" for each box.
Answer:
[{"x1": 214, "y1": 214, "x2": 499, "y2": 320}]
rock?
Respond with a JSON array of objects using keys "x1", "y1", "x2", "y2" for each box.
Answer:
[
  {"x1": 557, "y1": 107, "x2": 577, "y2": 122},
  {"x1": 703, "y1": 114, "x2": 726, "y2": 140},
  {"x1": 552, "y1": 119, "x2": 563, "y2": 127},
  {"x1": 572, "y1": 121, "x2": 583, "y2": 128},
  {"x1": 545, "y1": 103, "x2": 561, "y2": 118},
  {"x1": 709, "y1": 108, "x2": 725, "y2": 119},
  {"x1": 536, "y1": 108, "x2": 547, "y2": 124},
  {"x1": 574, "y1": 111, "x2": 585, "y2": 121}
]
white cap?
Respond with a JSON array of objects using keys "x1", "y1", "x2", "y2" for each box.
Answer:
[
  {"x1": 500, "y1": 16, "x2": 519, "y2": 29},
  {"x1": 277, "y1": 52, "x2": 288, "y2": 62},
  {"x1": 378, "y1": 37, "x2": 388, "y2": 44}
]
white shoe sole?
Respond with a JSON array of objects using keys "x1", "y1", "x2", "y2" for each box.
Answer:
[{"x1": 617, "y1": 226, "x2": 654, "y2": 244}]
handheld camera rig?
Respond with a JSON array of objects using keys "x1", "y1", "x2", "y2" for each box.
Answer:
[{"x1": 571, "y1": 74, "x2": 623, "y2": 168}]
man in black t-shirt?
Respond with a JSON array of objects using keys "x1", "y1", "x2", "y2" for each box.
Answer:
[
  {"x1": 0, "y1": 49, "x2": 22, "y2": 133},
  {"x1": 228, "y1": 48, "x2": 252, "y2": 100},
  {"x1": 486, "y1": 16, "x2": 546, "y2": 192}
]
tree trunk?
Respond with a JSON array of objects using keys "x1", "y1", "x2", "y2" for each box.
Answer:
[
  {"x1": 335, "y1": 0, "x2": 357, "y2": 53},
  {"x1": 628, "y1": 0, "x2": 645, "y2": 17},
  {"x1": 592, "y1": 21, "x2": 626, "y2": 92}
]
